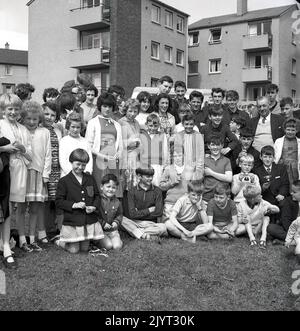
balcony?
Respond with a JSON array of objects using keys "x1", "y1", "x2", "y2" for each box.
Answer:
[
  {"x1": 242, "y1": 34, "x2": 272, "y2": 51},
  {"x1": 242, "y1": 66, "x2": 272, "y2": 83},
  {"x1": 70, "y1": 47, "x2": 110, "y2": 69},
  {"x1": 69, "y1": 3, "x2": 110, "y2": 31}
]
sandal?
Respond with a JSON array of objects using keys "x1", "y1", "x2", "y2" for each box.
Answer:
[
  {"x1": 250, "y1": 240, "x2": 257, "y2": 246},
  {"x1": 259, "y1": 240, "x2": 267, "y2": 250},
  {"x1": 3, "y1": 255, "x2": 17, "y2": 269}
]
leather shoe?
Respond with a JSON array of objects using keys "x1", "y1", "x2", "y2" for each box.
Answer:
[{"x1": 3, "y1": 255, "x2": 17, "y2": 269}]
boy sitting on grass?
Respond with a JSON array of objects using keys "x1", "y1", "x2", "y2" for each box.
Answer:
[
  {"x1": 165, "y1": 180, "x2": 213, "y2": 243},
  {"x1": 207, "y1": 183, "x2": 238, "y2": 240},
  {"x1": 236, "y1": 185, "x2": 279, "y2": 249},
  {"x1": 121, "y1": 166, "x2": 167, "y2": 240}
]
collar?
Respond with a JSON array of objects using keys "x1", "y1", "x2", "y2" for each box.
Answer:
[
  {"x1": 259, "y1": 113, "x2": 271, "y2": 123},
  {"x1": 137, "y1": 183, "x2": 154, "y2": 192},
  {"x1": 100, "y1": 193, "x2": 116, "y2": 201},
  {"x1": 98, "y1": 115, "x2": 113, "y2": 124},
  {"x1": 207, "y1": 154, "x2": 222, "y2": 161},
  {"x1": 69, "y1": 171, "x2": 88, "y2": 186},
  {"x1": 264, "y1": 165, "x2": 272, "y2": 172}
]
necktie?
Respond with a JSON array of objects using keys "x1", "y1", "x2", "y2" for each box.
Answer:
[{"x1": 266, "y1": 167, "x2": 271, "y2": 174}]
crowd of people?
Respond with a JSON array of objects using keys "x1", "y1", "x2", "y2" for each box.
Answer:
[{"x1": 0, "y1": 75, "x2": 300, "y2": 272}]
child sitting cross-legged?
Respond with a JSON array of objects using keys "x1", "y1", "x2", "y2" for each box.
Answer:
[
  {"x1": 231, "y1": 154, "x2": 260, "y2": 204},
  {"x1": 207, "y1": 183, "x2": 238, "y2": 240},
  {"x1": 236, "y1": 185, "x2": 279, "y2": 249},
  {"x1": 165, "y1": 180, "x2": 213, "y2": 243}
]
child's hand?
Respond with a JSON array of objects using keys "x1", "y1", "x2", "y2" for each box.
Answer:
[
  {"x1": 104, "y1": 223, "x2": 112, "y2": 231},
  {"x1": 13, "y1": 141, "x2": 26, "y2": 153},
  {"x1": 43, "y1": 177, "x2": 49, "y2": 184},
  {"x1": 111, "y1": 222, "x2": 118, "y2": 230},
  {"x1": 204, "y1": 167, "x2": 213, "y2": 176},
  {"x1": 72, "y1": 202, "x2": 86, "y2": 209},
  {"x1": 276, "y1": 195, "x2": 285, "y2": 202},
  {"x1": 148, "y1": 206, "x2": 156, "y2": 213},
  {"x1": 285, "y1": 241, "x2": 291, "y2": 248},
  {"x1": 196, "y1": 200, "x2": 203, "y2": 210},
  {"x1": 185, "y1": 230, "x2": 194, "y2": 238},
  {"x1": 221, "y1": 147, "x2": 231, "y2": 155},
  {"x1": 86, "y1": 206, "x2": 96, "y2": 214}
]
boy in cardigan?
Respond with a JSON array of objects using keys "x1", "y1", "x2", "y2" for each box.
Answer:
[{"x1": 122, "y1": 166, "x2": 167, "y2": 240}]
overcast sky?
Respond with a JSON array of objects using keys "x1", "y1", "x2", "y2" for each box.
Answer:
[{"x1": 0, "y1": 0, "x2": 297, "y2": 50}]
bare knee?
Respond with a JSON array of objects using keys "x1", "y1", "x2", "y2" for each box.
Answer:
[{"x1": 113, "y1": 240, "x2": 123, "y2": 250}]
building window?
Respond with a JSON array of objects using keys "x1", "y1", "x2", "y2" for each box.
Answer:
[
  {"x1": 165, "y1": 10, "x2": 173, "y2": 29},
  {"x1": 188, "y1": 61, "x2": 199, "y2": 74},
  {"x1": 151, "y1": 78, "x2": 159, "y2": 87},
  {"x1": 209, "y1": 28, "x2": 222, "y2": 44},
  {"x1": 81, "y1": 0, "x2": 100, "y2": 8},
  {"x1": 164, "y1": 46, "x2": 172, "y2": 63},
  {"x1": 247, "y1": 53, "x2": 271, "y2": 68},
  {"x1": 2, "y1": 84, "x2": 15, "y2": 93},
  {"x1": 4, "y1": 65, "x2": 12, "y2": 76},
  {"x1": 189, "y1": 32, "x2": 199, "y2": 46},
  {"x1": 248, "y1": 21, "x2": 272, "y2": 36},
  {"x1": 151, "y1": 41, "x2": 160, "y2": 60},
  {"x1": 292, "y1": 59, "x2": 297, "y2": 75},
  {"x1": 81, "y1": 30, "x2": 110, "y2": 50},
  {"x1": 176, "y1": 49, "x2": 184, "y2": 66},
  {"x1": 176, "y1": 16, "x2": 184, "y2": 33},
  {"x1": 151, "y1": 5, "x2": 161, "y2": 24},
  {"x1": 292, "y1": 89, "x2": 296, "y2": 101},
  {"x1": 209, "y1": 59, "x2": 221, "y2": 73}
]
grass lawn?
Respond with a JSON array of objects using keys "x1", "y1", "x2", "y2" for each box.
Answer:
[{"x1": 0, "y1": 233, "x2": 299, "y2": 311}]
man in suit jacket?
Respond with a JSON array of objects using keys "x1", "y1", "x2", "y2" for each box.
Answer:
[{"x1": 250, "y1": 96, "x2": 284, "y2": 153}]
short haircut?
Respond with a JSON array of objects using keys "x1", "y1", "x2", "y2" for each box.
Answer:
[
  {"x1": 283, "y1": 118, "x2": 297, "y2": 129},
  {"x1": 182, "y1": 114, "x2": 195, "y2": 124},
  {"x1": 0, "y1": 93, "x2": 22, "y2": 111},
  {"x1": 136, "y1": 166, "x2": 155, "y2": 176},
  {"x1": 231, "y1": 115, "x2": 246, "y2": 129},
  {"x1": 247, "y1": 103, "x2": 255, "y2": 110},
  {"x1": 107, "y1": 85, "x2": 125, "y2": 98},
  {"x1": 280, "y1": 97, "x2": 293, "y2": 108},
  {"x1": 178, "y1": 103, "x2": 191, "y2": 113},
  {"x1": 240, "y1": 127, "x2": 254, "y2": 138},
  {"x1": 266, "y1": 84, "x2": 279, "y2": 93},
  {"x1": 239, "y1": 154, "x2": 254, "y2": 164},
  {"x1": 42, "y1": 101, "x2": 60, "y2": 122},
  {"x1": 85, "y1": 84, "x2": 99, "y2": 98},
  {"x1": 123, "y1": 99, "x2": 140, "y2": 114},
  {"x1": 174, "y1": 81, "x2": 187, "y2": 90},
  {"x1": 101, "y1": 173, "x2": 119, "y2": 186},
  {"x1": 15, "y1": 83, "x2": 35, "y2": 101},
  {"x1": 209, "y1": 104, "x2": 224, "y2": 116},
  {"x1": 214, "y1": 182, "x2": 231, "y2": 196},
  {"x1": 243, "y1": 185, "x2": 262, "y2": 199},
  {"x1": 20, "y1": 100, "x2": 44, "y2": 124},
  {"x1": 57, "y1": 93, "x2": 76, "y2": 115},
  {"x1": 208, "y1": 134, "x2": 223, "y2": 145},
  {"x1": 65, "y1": 112, "x2": 83, "y2": 130},
  {"x1": 146, "y1": 113, "x2": 160, "y2": 125},
  {"x1": 153, "y1": 93, "x2": 172, "y2": 113},
  {"x1": 211, "y1": 88, "x2": 225, "y2": 98},
  {"x1": 189, "y1": 90, "x2": 204, "y2": 102},
  {"x1": 97, "y1": 92, "x2": 117, "y2": 113},
  {"x1": 158, "y1": 75, "x2": 173, "y2": 84},
  {"x1": 42, "y1": 88, "x2": 60, "y2": 103},
  {"x1": 187, "y1": 180, "x2": 204, "y2": 194},
  {"x1": 69, "y1": 148, "x2": 90, "y2": 163},
  {"x1": 136, "y1": 91, "x2": 151, "y2": 104},
  {"x1": 226, "y1": 90, "x2": 239, "y2": 100},
  {"x1": 261, "y1": 145, "x2": 275, "y2": 157}
]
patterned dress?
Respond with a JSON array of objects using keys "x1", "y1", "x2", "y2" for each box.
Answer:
[{"x1": 47, "y1": 125, "x2": 61, "y2": 200}]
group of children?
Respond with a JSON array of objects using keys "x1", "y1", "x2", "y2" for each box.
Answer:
[{"x1": 0, "y1": 77, "x2": 300, "y2": 270}]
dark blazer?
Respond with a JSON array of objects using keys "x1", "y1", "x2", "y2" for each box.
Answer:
[
  {"x1": 253, "y1": 163, "x2": 290, "y2": 205},
  {"x1": 56, "y1": 172, "x2": 100, "y2": 227},
  {"x1": 250, "y1": 114, "x2": 284, "y2": 142},
  {"x1": 0, "y1": 137, "x2": 11, "y2": 219}
]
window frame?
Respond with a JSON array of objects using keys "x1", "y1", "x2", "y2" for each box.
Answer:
[
  {"x1": 209, "y1": 28, "x2": 222, "y2": 44},
  {"x1": 189, "y1": 32, "x2": 199, "y2": 47},
  {"x1": 4, "y1": 65, "x2": 12, "y2": 76},
  {"x1": 165, "y1": 10, "x2": 173, "y2": 29},
  {"x1": 151, "y1": 5, "x2": 161, "y2": 24},
  {"x1": 292, "y1": 58, "x2": 297, "y2": 75},
  {"x1": 209, "y1": 58, "x2": 222, "y2": 74},
  {"x1": 176, "y1": 49, "x2": 184, "y2": 67},
  {"x1": 164, "y1": 45, "x2": 173, "y2": 64},
  {"x1": 188, "y1": 61, "x2": 199, "y2": 75},
  {"x1": 151, "y1": 77, "x2": 159, "y2": 87},
  {"x1": 176, "y1": 15, "x2": 184, "y2": 33},
  {"x1": 151, "y1": 41, "x2": 160, "y2": 60}
]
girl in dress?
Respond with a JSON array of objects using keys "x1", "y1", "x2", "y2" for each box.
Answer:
[
  {"x1": 0, "y1": 94, "x2": 32, "y2": 252},
  {"x1": 18, "y1": 101, "x2": 51, "y2": 251},
  {"x1": 135, "y1": 91, "x2": 152, "y2": 129},
  {"x1": 55, "y1": 149, "x2": 104, "y2": 254},
  {"x1": 59, "y1": 112, "x2": 93, "y2": 178},
  {"x1": 118, "y1": 99, "x2": 141, "y2": 190},
  {"x1": 42, "y1": 102, "x2": 63, "y2": 236},
  {"x1": 86, "y1": 93, "x2": 123, "y2": 198}
]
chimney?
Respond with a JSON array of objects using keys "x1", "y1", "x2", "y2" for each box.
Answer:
[
  {"x1": 5, "y1": 42, "x2": 9, "y2": 49},
  {"x1": 237, "y1": 0, "x2": 247, "y2": 16}
]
